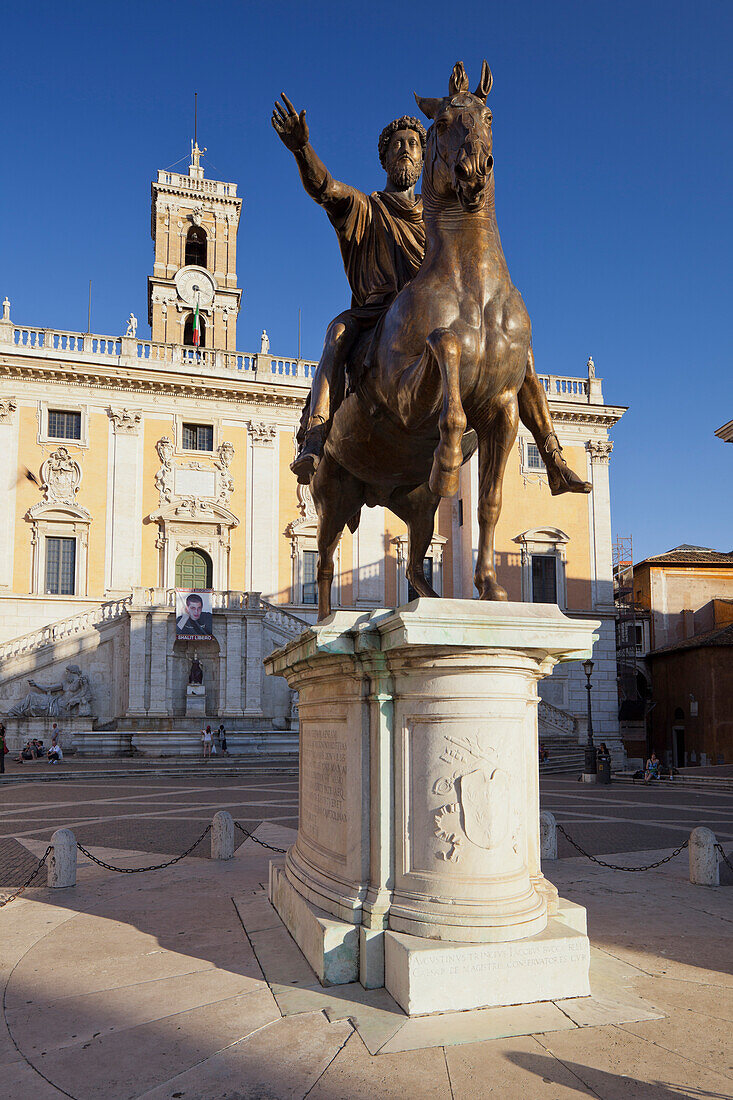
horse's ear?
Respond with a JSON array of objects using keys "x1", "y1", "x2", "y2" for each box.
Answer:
[
  {"x1": 414, "y1": 92, "x2": 441, "y2": 120},
  {"x1": 449, "y1": 61, "x2": 470, "y2": 96},
  {"x1": 473, "y1": 60, "x2": 493, "y2": 102}
]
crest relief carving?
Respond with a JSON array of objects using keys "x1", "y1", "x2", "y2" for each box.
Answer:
[
  {"x1": 39, "y1": 447, "x2": 82, "y2": 505},
  {"x1": 432, "y1": 731, "x2": 520, "y2": 864}
]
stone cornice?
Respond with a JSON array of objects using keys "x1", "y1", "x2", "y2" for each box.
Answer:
[
  {"x1": 0, "y1": 358, "x2": 307, "y2": 409},
  {"x1": 0, "y1": 356, "x2": 625, "y2": 425}
]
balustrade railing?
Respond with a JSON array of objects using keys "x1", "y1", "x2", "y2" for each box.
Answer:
[
  {"x1": 2, "y1": 323, "x2": 592, "y2": 400},
  {"x1": 0, "y1": 596, "x2": 133, "y2": 663}
]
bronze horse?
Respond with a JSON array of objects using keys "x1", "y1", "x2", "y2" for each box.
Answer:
[{"x1": 312, "y1": 60, "x2": 533, "y2": 619}]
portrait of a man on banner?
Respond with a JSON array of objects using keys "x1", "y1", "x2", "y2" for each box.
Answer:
[{"x1": 175, "y1": 589, "x2": 214, "y2": 640}]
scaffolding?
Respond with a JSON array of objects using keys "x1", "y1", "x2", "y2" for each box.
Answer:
[{"x1": 613, "y1": 535, "x2": 639, "y2": 701}]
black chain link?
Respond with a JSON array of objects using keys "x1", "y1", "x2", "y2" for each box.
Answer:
[
  {"x1": 555, "y1": 821, "x2": 689, "y2": 871},
  {"x1": 76, "y1": 824, "x2": 212, "y2": 873},
  {"x1": 235, "y1": 821, "x2": 286, "y2": 854},
  {"x1": 0, "y1": 845, "x2": 52, "y2": 907},
  {"x1": 716, "y1": 843, "x2": 733, "y2": 874}
]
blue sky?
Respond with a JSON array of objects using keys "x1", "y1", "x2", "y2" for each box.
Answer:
[{"x1": 3, "y1": 0, "x2": 732, "y2": 561}]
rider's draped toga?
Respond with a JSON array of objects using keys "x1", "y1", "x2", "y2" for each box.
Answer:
[{"x1": 316, "y1": 175, "x2": 425, "y2": 317}]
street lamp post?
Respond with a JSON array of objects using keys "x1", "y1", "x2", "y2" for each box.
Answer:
[{"x1": 582, "y1": 658, "x2": 597, "y2": 782}]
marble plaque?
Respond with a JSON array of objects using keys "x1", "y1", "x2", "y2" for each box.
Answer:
[
  {"x1": 301, "y1": 724, "x2": 348, "y2": 856},
  {"x1": 175, "y1": 467, "x2": 216, "y2": 498}
]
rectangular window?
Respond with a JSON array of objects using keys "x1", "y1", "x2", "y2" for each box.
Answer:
[
  {"x1": 634, "y1": 623, "x2": 644, "y2": 652},
  {"x1": 526, "y1": 442, "x2": 542, "y2": 470},
  {"x1": 302, "y1": 550, "x2": 318, "y2": 605},
  {"x1": 182, "y1": 423, "x2": 214, "y2": 451},
  {"x1": 45, "y1": 537, "x2": 76, "y2": 595},
  {"x1": 48, "y1": 410, "x2": 81, "y2": 440},
  {"x1": 531, "y1": 554, "x2": 557, "y2": 604}
]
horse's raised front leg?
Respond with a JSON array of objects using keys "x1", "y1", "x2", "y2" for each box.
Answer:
[
  {"x1": 310, "y1": 454, "x2": 364, "y2": 620},
  {"x1": 423, "y1": 329, "x2": 467, "y2": 498},
  {"x1": 473, "y1": 392, "x2": 519, "y2": 601},
  {"x1": 389, "y1": 482, "x2": 441, "y2": 598}
]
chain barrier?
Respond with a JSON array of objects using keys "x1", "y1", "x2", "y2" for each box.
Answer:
[
  {"x1": 0, "y1": 845, "x2": 52, "y2": 908},
  {"x1": 555, "y1": 821, "x2": 690, "y2": 871},
  {"x1": 76, "y1": 824, "x2": 212, "y2": 873},
  {"x1": 716, "y1": 843, "x2": 733, "y2": 874},
  {"x1": 235, "y1": 821, "x2": 286, "y2": 854}
]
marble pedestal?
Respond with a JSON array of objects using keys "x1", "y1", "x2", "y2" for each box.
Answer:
[
  {"x1": 265, "y1": 600, "x2": 598, "y2": 1015},
  {"x1": 185, "y1": 685, "x2": 206, "y2": 718}
]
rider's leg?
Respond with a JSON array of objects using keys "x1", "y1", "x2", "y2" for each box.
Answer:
[
  {"x1": 291, "y1": 311, "x2": 358, "y2": 484},
  {"x1": 518, "y1": 349, "x2": 591, "y2": 495}
]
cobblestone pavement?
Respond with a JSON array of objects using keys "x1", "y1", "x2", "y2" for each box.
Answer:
[{"x1": 0, "y1": 773, "x2": 730, "y2": 888}]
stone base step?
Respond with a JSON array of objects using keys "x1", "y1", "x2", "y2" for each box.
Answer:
[{"x1": 0, "y1": 757, "x2": 298, "y2": 783}]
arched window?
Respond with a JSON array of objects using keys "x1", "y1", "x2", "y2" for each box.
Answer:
[
  {"x1": 175, "y1": 548, "x2": 212, "y2": 590},
  {"x1": 183, "y1": 312, "x2": 206, "y2": 348},
  {"x1": 185, "y1": 226, "x2": 207, "y2": 267}
]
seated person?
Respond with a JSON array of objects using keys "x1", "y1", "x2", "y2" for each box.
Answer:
[
  {"x1": 48, "y1": 743, "x2": 63, "y2": 764},
  {"x1": 644, "y1": 751, "x2": 660, "y2": 783},
  {"x1": 16, "y1": 741, "x2": 34, "y2": 763}
]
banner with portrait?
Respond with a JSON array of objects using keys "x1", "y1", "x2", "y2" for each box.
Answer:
[{"x1": 175, "y1": 589, "x2": 214, "y2": 640}]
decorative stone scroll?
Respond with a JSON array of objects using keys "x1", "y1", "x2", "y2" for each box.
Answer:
[
  {"x1": 215, "y1": 441, "x2": 235, "y2": 505},
  {"x1": 0, "y1": 397, "x2": 17, "y2": 425},
  {"x1": 155, "y1": 436, "x2": 174, "y2": 504},
  {"x1": 40, "y1": 448, "x2": 82, "y2": 505}
]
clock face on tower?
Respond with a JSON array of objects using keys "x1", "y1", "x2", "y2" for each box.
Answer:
[{"x1": 174, "y1": 266, "x2": 216, "y2": 308}]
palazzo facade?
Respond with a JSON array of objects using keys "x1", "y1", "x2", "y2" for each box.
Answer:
[{"x1": 0, "y1": 149, "x2": 627, "y2": 759}]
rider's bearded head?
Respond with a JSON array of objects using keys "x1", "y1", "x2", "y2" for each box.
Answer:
[{"x1": 379, "y1": 116, "x2": 426, "y2": 190}]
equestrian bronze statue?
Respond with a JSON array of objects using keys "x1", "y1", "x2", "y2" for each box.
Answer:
[{"x1": 273, "y1": 61, "x2": 591, "y2": 619}]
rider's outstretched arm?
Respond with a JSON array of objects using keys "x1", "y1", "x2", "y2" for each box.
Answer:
[{"x1": 272, "y1": 93, "x2": 352, "y2": 210}]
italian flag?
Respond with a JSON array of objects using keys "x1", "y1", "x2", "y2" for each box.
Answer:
[{"x1": 192, "y1": 295, "x2": 201, "y2": 347}]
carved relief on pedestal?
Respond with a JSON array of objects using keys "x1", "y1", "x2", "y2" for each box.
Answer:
[
  {"x1": 432, "y1": 731, "x2": 519, "y2": 864},
  {"x1": 108, "y1": 407, "x2": 142, "y2": 435},
  {"x1": 585, "y1": 439, "x2": 613, "y2": 464},
  {"x1": 40, "y1": 447, "x2": 82, "y2": 504},
  {"x1": 0, "y1": 397, "x2": 17, "y2": 425},
  {"x1": 155, "y1": 436, "x2": 174, "y2": 504},
  {"x1": 248, "y1": 420, "x2": 277, "y2": 447}
]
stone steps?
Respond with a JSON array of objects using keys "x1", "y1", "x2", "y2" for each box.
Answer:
[
  {"x1": 539, "y1": 750, "x2": 586, "y2": 774},
  {"x1": 0, "y1": 757, "x2": 298, "y2": 783}
]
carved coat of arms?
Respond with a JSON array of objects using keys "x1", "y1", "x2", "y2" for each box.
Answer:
[{"x1": 433, "y1": 732, "x2": 519, "y2": 863}]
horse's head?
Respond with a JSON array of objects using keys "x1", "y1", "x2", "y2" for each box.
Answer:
[{"x1": 416, "y1": 61, "x2": 494, "y2": 212}]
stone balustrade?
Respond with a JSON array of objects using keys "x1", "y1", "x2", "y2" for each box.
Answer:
[
  {"x1": 0, "y1": 595, "x2": 133, "y2": 662},
  {"x1": 0, "y1": 321, "x2": 598, "y2": 402}
]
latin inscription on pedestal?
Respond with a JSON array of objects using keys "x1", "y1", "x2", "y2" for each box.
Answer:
[{"x1": 301, "y1": 724, "x2": 348, "y2": 857}]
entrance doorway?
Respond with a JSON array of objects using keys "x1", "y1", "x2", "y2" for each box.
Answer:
[{"x1": 672, "y1": 726, "x2": 686, "y2": 769}]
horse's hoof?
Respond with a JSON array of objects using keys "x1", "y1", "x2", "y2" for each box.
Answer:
[{"x1": 477, "y1": 580, "x2": 508, "y2": 601}]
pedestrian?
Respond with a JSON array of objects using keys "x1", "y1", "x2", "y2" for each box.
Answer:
[
  {"x1": 201, "y1": 726, "x2": 212, "y2": 761},
  {"x1": 0, "y1": 723, "x2": 6, "y2": 774},
  {"x1": 209, "y1": 724, "x2": 217, "y2": 756},
  {"x1": 644, "y1": 751, "x2": 660, "y2": 784},
  {"x1": 218, "y1": 723, "x2": 228, "y2": 755}
]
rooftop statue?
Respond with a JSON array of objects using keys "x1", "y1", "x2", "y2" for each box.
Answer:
[{"x1": 273, "y1": 62, "x2": 591, "y2": 620}]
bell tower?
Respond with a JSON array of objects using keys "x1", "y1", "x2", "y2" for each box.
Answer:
[{"x1": 148, "y1": 142, "x2": 243, "y2": 350}]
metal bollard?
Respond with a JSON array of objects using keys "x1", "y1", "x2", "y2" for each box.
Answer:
[
  {"x1": 540, "y1": 810, "x2": 557, "y2": 861},
  {"x1": 689, "y1": 826, "x2": 719, "y2": 886},
  {"x1": 211, "y1": 811, "x2": 234, "y2": 861},
  {"x1": 48, "y1": 828, "x2": 77, "y2": 888}
]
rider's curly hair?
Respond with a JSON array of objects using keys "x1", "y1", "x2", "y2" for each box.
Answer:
[{"x1": 378, "y1": 116, "x2": 427, "y2": 169}]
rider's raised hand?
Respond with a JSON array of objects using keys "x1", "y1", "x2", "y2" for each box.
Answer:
[{"x1": 271, "y1": 93, "x2": 309, "y2": 152}]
